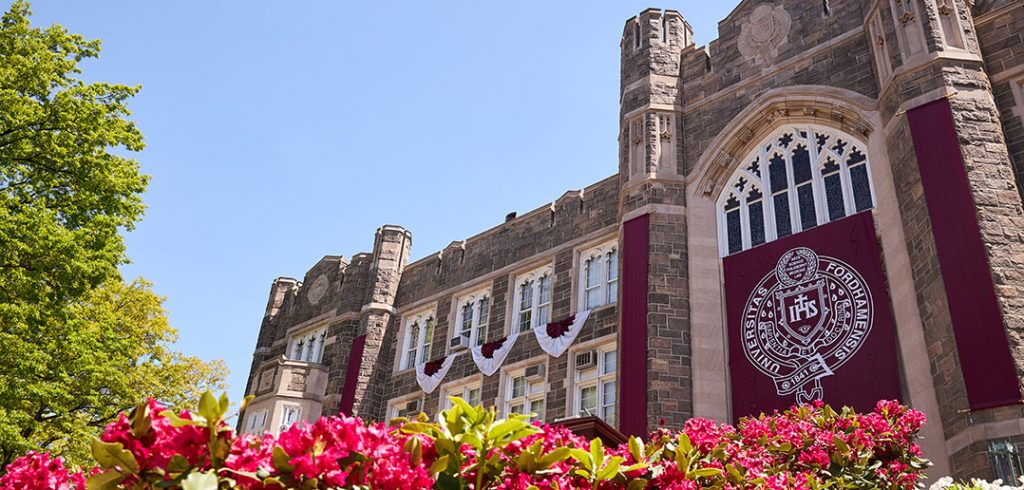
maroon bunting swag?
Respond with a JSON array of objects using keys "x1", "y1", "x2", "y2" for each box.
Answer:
[
  {"x1": 907, "y1": 98, "x2": 1022, "y2": 410},
  {"x1": 620, "y1": 214, "x2": 649, "y2": 437},
  {"x1": 338, "y1": 334, "x2": 366, "y2": 416},
  {"x1": 724, "y1": 212, "x2": 900, "y2": 420}
]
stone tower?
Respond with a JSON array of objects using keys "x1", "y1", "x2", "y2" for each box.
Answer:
[{"x1": 617, "y1": 9, "x2": 695, "y2": 435}]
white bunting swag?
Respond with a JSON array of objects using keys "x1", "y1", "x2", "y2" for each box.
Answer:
[
  {"x1": 470, "y1": 331, "x2": 520, "y2": 376},
  {"x1": 533, "y1": 309, "x2": 591, "y2": 358},
  {"x1": 415, "y1": 352, "x2": 461, "y2": 394}
]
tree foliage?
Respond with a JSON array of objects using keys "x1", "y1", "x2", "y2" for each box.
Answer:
[{"x1": 0, "y1": 1, "x2": 226, "y2": 467}]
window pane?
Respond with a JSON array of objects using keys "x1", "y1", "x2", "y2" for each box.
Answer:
[
  {"x1": 602, "y1": 381, "x2": 617, "y2": 405},
  {"x1": 602, "y1": 405, "x2": 616, "y2": 425},
  {"x1": 791, "y1": 144, "x2": 812, "y2": 184},
  {"x1": 797, "y1": 184, "x2": 817, "y2": 230},
  {"x1": 512, "y1": 376, "x2": 526, "y2": 398},
  {"x1": 748, "y1": 201, "x2": 765, "y2": 247},
  {"x1": 461, "y1": 303, "x2": 473, "y2": 336},
  {"x1": 824, "y1": 172, "x2": 845, "y2": 221},
  {"x1": 774, "y1": 193, "x2": 792, "y2": 237},
  {"x1": 476, "y1": 298, "x2": 489, "y2": 346},
  {"x1": 580, "y1": 386, "x2": 597, "y2": 415},
  {"x1": 538, "y1": 304, "x2": 551, "y2": 326},
  {"x1": 520, "y1": 281, "x2": 533, "y2": 309},
  {"x1": 509, "y1": 403, "x2": 523, "y2": 414},
  {"x1": 849, "y1": 164, "x2": 873, "y2": 212},
  {"x1": 529, "y1": 399, "x2": 544, "y2": 419},
  {"x1": 585, "y1": 259, "x2": 599, "y2": 288},
  {"x1": 518, "y1": 311, "x2": 531, "y2": 332},
  {"x1": 603, "y1": 350, "x2": 617, "y2": 374},
  {"x1": 607, "y1": 279, "x2": 618, "y2": 305},
  {"x1": 607, "y1": 250, "x2": 618, "y2": 280},
  {"x1": 539, "y1": 275, "x2": 552, "y2": 304},
  {"x1": 468, "y1": 387, "x2": 480, "y2": 406},
  {"x1": 726, "y1": 209, "x2": 742, "y2": 254},
  {"x1": 769, "y1": 154, "x2": 788, "y2": 192},
  {"x1": 586, "y1": 289, "x2": 600, "y2": 309}
]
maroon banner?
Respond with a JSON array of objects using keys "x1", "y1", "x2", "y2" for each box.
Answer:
[
  {"x1": 724, "y1": 212, "x2": 901, "y2": 419},
  {"x1": 338, "y1": 334, "x2": 366, "y2": 416},
  {"x1": 907, "y1": 98, "x2": 1022, "y2": 410},
  {"x1": 619, "y1": 214, "x2": 649, "y2": 437}
]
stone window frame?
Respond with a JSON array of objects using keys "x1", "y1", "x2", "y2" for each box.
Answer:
[
  {"x1": 509, "y1": 264, "x2": 554, "y2": 336},
  {"x1": 287, "y1": 325, "x2": 327, "y2": 364},
  {"x1": 498, "y1": 357, "x2": 549, "y2": 423},
  {"x1": 386, "y1": 392, "x2": 425, "y2": 421},
  {"x1": 716, "y1": 124, "x2": 877, "y2": 257},
  {"x1": 439, "y1": 375, "x2": 484, "y2": 411},
  {"x1": 243, "y1": 408, "x2": 268, "y2": 435},
  {"x1": 1010, "y1": 77, "x2": 1024, "y2": 124},
  {"x1": 450, "y1": 287, "x2": 491, "y2": 351},
  {"x1": 278, "y1": 404, "x2": 302, "y2": 433},
  {"x1": 565, "y1": 335, "x2": 618, "y2": 425},
  {"x1": 396, "y1": 307, "x2": 436, "y2": 372},
  {"x1": 576, "y1": 240, "x2": 619, "y2": 312}
]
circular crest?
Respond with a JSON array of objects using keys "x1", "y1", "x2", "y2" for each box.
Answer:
[
  {"x1": 740, "y1": 247, "x2": 874, "y2": 404},
  {"x1": 307, "y1": 274, "x2": 329, "y2": 305}
]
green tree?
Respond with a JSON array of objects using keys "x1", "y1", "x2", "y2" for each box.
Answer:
[{"x1": 0, "y1": 1, "x2": 227, "y2": 466}]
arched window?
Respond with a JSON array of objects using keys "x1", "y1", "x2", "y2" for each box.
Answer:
[{"x1": 717, "y1": 125, "x2": 875, "y2": 256}]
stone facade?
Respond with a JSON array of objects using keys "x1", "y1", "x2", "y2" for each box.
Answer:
[{"x1": 242, "y1": 0, "x2": 1024, "y2": 481}]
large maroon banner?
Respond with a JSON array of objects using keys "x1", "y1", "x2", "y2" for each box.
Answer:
[
  {"x1": 338, "y1": 334, "x2": 366, "y2": 416},
  {"x1": 907, "y1": 98, "x2": 1022, "y2": 410},
  {"x1": 619, "y1": 214, "x2": 649, "y2": 437},
  {"x1": 724, "y1": 212, "x2": 901, "y2": 420}
]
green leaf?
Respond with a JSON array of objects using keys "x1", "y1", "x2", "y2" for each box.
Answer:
[
  {"x1": 689, "y1": 467, "x2": 723, "y2": 479},
  {"x1": 90, "y1": 439, "x2": 139, "y2": 473},
  {"x1": 85, "y1": 471, "x2": 124, "y2": 490},
  {"x1": 181, "y1": 471, "x2": 219, "y2": 490},
  {"x1": 538, "y1": 447, "x2": 571, "y2": 469},
  {"x1": 272, "y1": 446, "x2": 295, "y2": 472},
  {"x1": 167, "y1": 454, "x2": 191, "y2": 473},
  {"x1": 198, "y1": 391, "x2": 219, "y2": 422},
  {"x1": 628, "y1": 436, "x2": 645, "y2": 463},
  {"x1": 596, "y1": 457, "x2": 622, "y2": 481},
  {"x1": 590, "y1": 438, "x2": 604, "y2": 469},
  {"x1": 677, "y1": 432, "x2": 693, "y2": 454},
  {"x1": 487, "y1": 418, "x2": 525, "y2": 441},
  {"x1": 626, "y1": 478, "x2": 649, "y2": 490},
  {"x1": 429, "y1": 454, "x2": 450, "y2": 474}
]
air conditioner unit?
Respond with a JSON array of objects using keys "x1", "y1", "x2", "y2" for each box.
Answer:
[
  {"x1": 449, "y1": 335, "x2": 470, "y2": 350},
  {"x1": 574, "y1": 350, "x2": 598, "y2": 370},
  {"x1": 398, "y1": 399, "x2": 421, "y2": 418},
  {"x1": 524, "y1": 364, "x2": 546, "y2": 381}
]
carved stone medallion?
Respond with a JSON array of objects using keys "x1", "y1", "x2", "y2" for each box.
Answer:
[
  {"x1": 738, "y1": 3, "x2": 792, "y2": 67},
  {"x1": 306, "y1": 274, "x2": 328, "y2": 305}
]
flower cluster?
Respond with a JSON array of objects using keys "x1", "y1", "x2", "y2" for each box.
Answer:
[{"x1": 0, "y1": 394, "x2": 932, "y2": 489}]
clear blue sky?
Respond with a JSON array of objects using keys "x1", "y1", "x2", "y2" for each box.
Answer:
[{"x1": 25, "y1": 1, "x2": 738, "y2": 404}]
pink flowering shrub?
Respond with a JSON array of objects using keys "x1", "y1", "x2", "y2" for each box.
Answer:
[{"x1": 0, "y1": 393, "x2": 930, "y2": 489}]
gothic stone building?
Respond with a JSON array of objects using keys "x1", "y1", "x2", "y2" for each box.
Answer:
[{"x1": 241, "y1": 0, "x2": 1024, "y2": 481}]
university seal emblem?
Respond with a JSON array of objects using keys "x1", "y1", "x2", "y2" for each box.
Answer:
[
  {"x1": 738, "y1": 3, "x2": 791, "y2": 67},
  {"x1": 741, "y1": 247, "x2": 873, "y2": 404}
]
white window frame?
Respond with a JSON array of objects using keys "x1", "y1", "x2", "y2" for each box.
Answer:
[
  {"x1": 511, "y1": 266, "x2": 553, "y2": 334},
  {"x1": 244, "y1": 408, "x2": 268, "y2": 435},
  {"x1": 716, "y1": 125, "x2": 877, "y2": 257},
  {"x1": 279, "y1": 405, "x2": 302, "y2": 432},
  {"x1": 452, "y1": 289, "x2": 491, "y2": 349},
  {"x1": 577, "y1": 241, "x2": 618, "y2": 311},
  {"x1": 288, "y1": 326, "x2": 327, "y2": 363},
  {"x1": 440, "y1": 378, "x2": 483, "y2": 410},
  {"x1": 387, "y1": 394, "x2": 425, "y2": 421},
  {"x1": 570, "y1": 342, "x2": 617, "y2": 425},
  {"x1": 502, "y1": 365, "x2": 546, "y2": 422},
  {"x1": 398, "y1": 309, "x2": 436, "y2": 371}
]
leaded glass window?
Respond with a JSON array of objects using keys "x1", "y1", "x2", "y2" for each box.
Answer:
[{"x1": 717, "y1": 126, "x2": 876, "y2": 256}]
